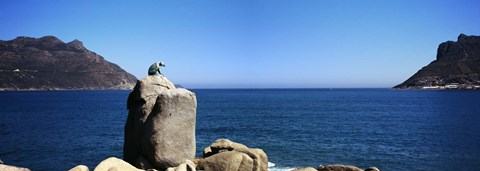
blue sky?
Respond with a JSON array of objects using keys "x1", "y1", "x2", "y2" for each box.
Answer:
[{"x1": 1, "y1": 0, "x2": 479, "y2": 88}]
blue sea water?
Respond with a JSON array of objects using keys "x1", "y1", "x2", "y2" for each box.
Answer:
[{"x1": 1, "y1": 89, "x2": 480, "y2": 171}]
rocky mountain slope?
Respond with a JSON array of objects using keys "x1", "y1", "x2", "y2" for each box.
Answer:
[
  {"x1": 0, "y1": 36, "x2": 137, "y2": 90},
  {"x1": 394, "y1": 34, "x2": 480, "y2": 89}
]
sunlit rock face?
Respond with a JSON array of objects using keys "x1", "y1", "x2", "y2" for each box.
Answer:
[{"x1": 124, "y1": 75, "x2": 197, "y2": 170}]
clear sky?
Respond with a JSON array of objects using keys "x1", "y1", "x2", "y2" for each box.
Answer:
[{"x1": 1, "y1": 0, "x2": 479, "y2": 88}]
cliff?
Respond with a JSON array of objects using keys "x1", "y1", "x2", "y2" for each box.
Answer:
[
  {"x1": 394, "y1": 34, "x2": 480, "y2": 89},
  {"x1": 0, "y1": 36, "x2": 137, "y2": 90}
]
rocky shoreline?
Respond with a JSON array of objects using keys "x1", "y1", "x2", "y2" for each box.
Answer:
[{"x1": 1, "y1": 139, "x2": 380, "y2": 171}]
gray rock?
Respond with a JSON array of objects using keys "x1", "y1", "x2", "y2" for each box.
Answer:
[
  {"x1": 125, "y1": 75, "x2": 176, "y2": 166},
  {"x1": 200, "y1": 151, "x2": 253, "y2": 171},
  {"x1": 143, "y1": 89, "x2": 197, "y2": 169},
  {"x1": 201, "y1": 139, "x2": 268, "y2": 171},
  {"x1": 124, "y1": 75, "x2": 196, "y2": 170}
]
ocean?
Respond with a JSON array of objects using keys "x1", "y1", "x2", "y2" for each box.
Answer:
[{"x1": 1, "y1": 89, "x2": 480, "y2": 170}]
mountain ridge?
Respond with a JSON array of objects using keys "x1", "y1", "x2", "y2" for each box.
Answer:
[
  {"x1": 394, "y1": 34, "x2": 480, "y2": 89},
  {"x1": 0, "y1": 35, "x2": 137, "y2": 91}
]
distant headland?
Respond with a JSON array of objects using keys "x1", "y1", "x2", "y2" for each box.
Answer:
[
  {"x1": 395, "y1": 34, "x2": 480, "y2": 90},
  {"x1": 0, "y1": 36, "x2": 137, "y2": 91}
]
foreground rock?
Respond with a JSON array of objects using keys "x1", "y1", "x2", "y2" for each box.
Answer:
[
  {"x1": 0, "y1": 164, "x2": 31, "y2": 171},
  {"x1": 124, "y1": 75, "x2": 197, "y2": 170},
  {"x1": 93, "y1": 157, "x2": 143, "y2": 171},
  {"x1": 395, "y1": 34, "x2": 480, "y2": 89},
  {"x1": 69, "y1": 157, "x2": 142, "y2": 171},
  {"x1": 197, "y1": 139, "x2": 268, "y2": 171},
  {"x1": 69, "y1": 157, "x2": 196, "y2": 171},
  {"x1": 67, "y1": 156, "x2": 378, "y2": 171},
  {"x1": 0, "y1": 36, "x2": 137, "y2": 90}
]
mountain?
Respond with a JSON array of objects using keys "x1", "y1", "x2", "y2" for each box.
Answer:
[
  {"x1": 0, "y1": 36, "x2": 137, "y2": 90},
  {"x1": 394, "y1": 34, "x2": 480, "y2": 89}
]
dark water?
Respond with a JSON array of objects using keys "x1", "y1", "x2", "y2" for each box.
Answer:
[{"x1": 1, "y1": 89, "x2": 480, "y2": 170}]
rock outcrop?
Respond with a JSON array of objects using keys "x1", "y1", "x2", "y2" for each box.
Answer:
[
  {"x1": 395, "y1": 34, "x2": 480, "y2": 89},
  {"x1": 124, "y1": 75, "x2": 197, "y2": 170},
  {"x1": 0, "y1": 36, "x2": 137, "y2": 90},
  {"x1": 197, "y1": 139, "x2": 268, "y2": 171}
]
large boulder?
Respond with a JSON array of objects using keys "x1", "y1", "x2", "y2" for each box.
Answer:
[
  {"x1": 200, "y1": 151, "x2": 254, "y2": 171},
  {"x1": 142, "y1": 89, "x2": 197, "y2": 169},
  {"x1": 124, "y1": 75, "x2": 197, "y2": 170},
  {"x1": 93, "y1": 157, "x2": 142, "y2": 171},
  {"x1": 198, "y1": 139, "x2": 268, "y2": 171}
]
